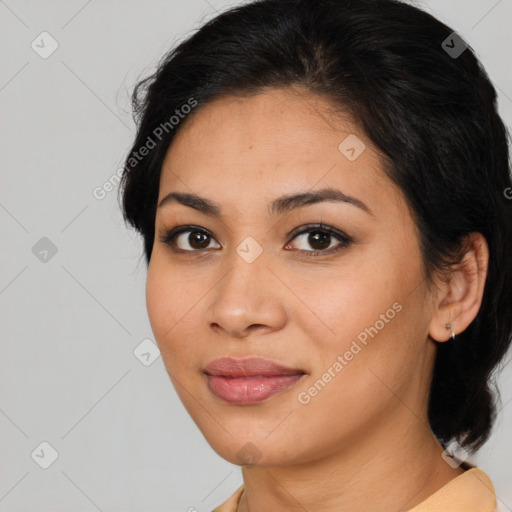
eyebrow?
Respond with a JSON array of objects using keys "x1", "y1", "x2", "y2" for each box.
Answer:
[{"x1": 158, "y1": 187, "x2": 373, "y2": 217}]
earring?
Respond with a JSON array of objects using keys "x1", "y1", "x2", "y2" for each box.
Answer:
[{"x1": 444, "y1": 323, "x2": 456, "y2": 340}]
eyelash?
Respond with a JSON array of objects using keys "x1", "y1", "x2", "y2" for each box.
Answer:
[{"x1": 158, "y1": 223, "x2": 353, "y2": 257}]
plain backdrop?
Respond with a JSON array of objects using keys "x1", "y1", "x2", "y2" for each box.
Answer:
[{"x1": 1, "y1": 1, "x2": 511, "y2": 511}]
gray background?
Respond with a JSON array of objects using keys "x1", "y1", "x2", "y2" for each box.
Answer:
[{"x1": 0, "y1": 0, "x2": 511, "y2": 510}]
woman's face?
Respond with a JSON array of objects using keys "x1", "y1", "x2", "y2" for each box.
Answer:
[{"x1": 146, "y1": 86, "x2": 438, "y2": 466}]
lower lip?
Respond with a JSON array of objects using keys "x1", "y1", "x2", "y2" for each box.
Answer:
[{"x1": 206, "y1": 374, "x2": 305, "y2": 405}]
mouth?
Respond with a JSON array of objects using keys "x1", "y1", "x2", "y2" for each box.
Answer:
[{"x1": 204, "y1": 357, "x2": 307, "y2": 405}]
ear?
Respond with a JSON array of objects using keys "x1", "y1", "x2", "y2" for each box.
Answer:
[{"x1": 429, "y1": 232, "x2": 489, "y2": 342}]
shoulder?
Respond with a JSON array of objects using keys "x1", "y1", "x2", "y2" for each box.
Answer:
[
  {"x1": 211, "y1": 484, "x2": 244, "y2": 512},
  {"x1": 407, "y1": 467, "x2": 496, "y2": 512}
]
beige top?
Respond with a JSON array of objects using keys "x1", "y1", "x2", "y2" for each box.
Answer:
[{"x1": 212, "y1": 467, "x2": 496, "y2": 512}]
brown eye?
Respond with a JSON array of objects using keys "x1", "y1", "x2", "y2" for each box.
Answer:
[
  {"x1": 186, "y1": 231, "x2": 211, "y2": 249},
  {"x1": 160, "y1": 223, "x2": 352, "y2": 256},
  {"x1": 307, "y1": 231, "x2": 332, "y2": 250},
  {"x1": 160, "y1": 227, "x2": 221, "y2": 252},
  {"x1": 174, "y1": 230, "x2": 221, "y2": 251},
  {"x1": 287, "y1": 227, "x2": 350, "y2": 254}
]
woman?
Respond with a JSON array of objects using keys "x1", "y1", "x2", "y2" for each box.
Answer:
[{"x1": 119, "y1": 0, "x2": 512, "y2": 510}]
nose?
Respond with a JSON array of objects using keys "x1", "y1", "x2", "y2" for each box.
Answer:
[{"x1": 205, "y1": 250, "x2": 288, "y2": 339}]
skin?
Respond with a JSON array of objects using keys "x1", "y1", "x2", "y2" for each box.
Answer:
[{"x1": 146, "y1": 86, "x2": 489, "y2": 512}]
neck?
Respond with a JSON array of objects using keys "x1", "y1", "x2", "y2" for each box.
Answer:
[{"x1": 236, "y1": 413, "x2": 465, "y2": 512}]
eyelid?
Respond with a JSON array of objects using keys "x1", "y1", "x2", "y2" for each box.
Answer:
[{"x1": 286, "y1": 222, "x2": 350, "y2": 242}]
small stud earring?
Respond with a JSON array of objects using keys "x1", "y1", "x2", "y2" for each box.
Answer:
[{"x1": 445, "y1": 323, "x2": 456, "y2": 340}]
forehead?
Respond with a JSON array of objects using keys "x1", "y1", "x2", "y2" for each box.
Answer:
[
  {"x1": 164, "y1": 87, "x2": 363, "y2": 164},
  {"x1": 158, "y1": 87, "x2": 402, "y2": 214}
]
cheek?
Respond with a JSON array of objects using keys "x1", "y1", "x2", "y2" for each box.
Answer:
[
  {"x1": 289, "y1": 301, "x2": 424, "y2": 458},
  {"x1": 145, "y1": 257, "x2": 202, "y2": 368},
  {"x1": 292, "y1": 260, "x2": 408, "y2": 355},
  {"x1": 145, "y1": 260, "x2": 171, "y2": 339},
  {"x1": 297, "y1": 251, "x2": 428, "y2": 403}
]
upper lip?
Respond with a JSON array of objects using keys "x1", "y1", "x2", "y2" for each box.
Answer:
[{"x1": 204, "y1": 357, "x2": 306, "y2": 378}]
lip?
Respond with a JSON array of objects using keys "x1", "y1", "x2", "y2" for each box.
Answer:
[
  {"x1": 204, "y1": 357, "x2": 305, "y2": 377},
  {"x1": 204, "y1": 357, "x2": 306, "y2": 405}
]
